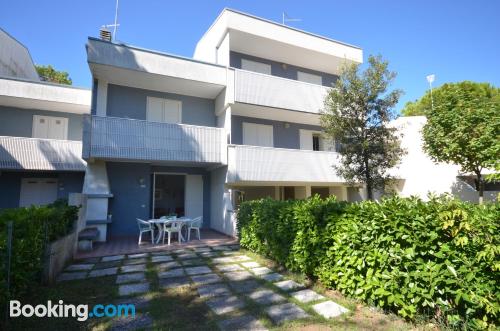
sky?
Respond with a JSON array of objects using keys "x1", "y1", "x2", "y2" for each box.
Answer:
[{"x1": 1, "y1": 0, "x2": 499, "y2": 112}]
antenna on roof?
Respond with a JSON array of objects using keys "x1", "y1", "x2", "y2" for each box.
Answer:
[
  {"x1": 282, "y1": 12, "x2": 302, "y2": 26},
  {"x1": 101, "y1": 0, "x2": 120, "y2": 41}
]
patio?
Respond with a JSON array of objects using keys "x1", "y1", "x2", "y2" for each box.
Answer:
[{"x1": 76, "y1": 229, "x2": 238, "y2": 259}]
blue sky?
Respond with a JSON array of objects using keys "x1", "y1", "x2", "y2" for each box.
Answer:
[{"x1": 2, "y1": 0, "x2": 499, "y2": 111}]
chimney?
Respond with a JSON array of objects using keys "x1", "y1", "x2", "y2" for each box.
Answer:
[{"x1": 99, "y1": 27, "x2": 112, "y2": 42}]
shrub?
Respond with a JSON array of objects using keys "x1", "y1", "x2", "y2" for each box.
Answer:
[
  {"x1": 237, "y1": 195, "x2": 499, "y2": 330},
  {"x1": 0, "y1": 200, "x2": 79, "y2": 307}
]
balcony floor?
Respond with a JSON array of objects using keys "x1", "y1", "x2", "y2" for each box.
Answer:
[{"x1": 75, "y1": 229, "x2": 238, "y2": 259}]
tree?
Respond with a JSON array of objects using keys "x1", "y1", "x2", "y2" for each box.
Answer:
[
  {"x1": 422, "y1": 81, "x2": 500, "y2": 203},
  {"x1": 401, "y1": 87, "x2": 445, "y2": 116},
  {"x1": 321, "y1": 55, "x2": 405, "y2": 200},
  {"x1": 35, "y1": 65, "x2": 72, "y2": 85}
]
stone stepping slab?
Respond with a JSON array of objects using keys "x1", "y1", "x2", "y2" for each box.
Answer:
[
  {"x1": 151, "y1": 251, "x2": 171, "y2": 256},
  {"x1": 88, "y1": 267, "x2": 118, "y2": 278},
  {"x1": 199, "y1": 251, "x2": 219, "y2": 258},
  {"x1": 115, "y1": 295, "x2": 152, "y2": 310},
  {"x1": 65, "y1": 264, "x2": 94, "y2": 271},
  {"x1": 177, "y1": 253, "x2": 198, "y2": 260},
  {"x1": 151, "y1": 255, "x2": 173, "y2": 263},
  {"x1": 159, "y1": 276, "x2": 191, "y2": 289},
  {"x1": 266, "y1": 302, "x2": 310, "y2": 324},
  {"x1": 216, "y1": 264, "x2": 244, "y2": 272},
  {"x1": 312, "y1": 300, "x2": 349, "y2": 318},
  {"x1": 118, "y1": 282, "x2": 150, "y2": 296},
  {"x1": 110, "y1": 312, "x2": 153, "y2": 331},
  {"x1": 274, "y1": 280, "x2": 303, "y2": 291},
  {"x1": 240, "y1": 261, "x2": 261, "y2": 269},
  {"x1": 93, "y1": 260, "x2": 122, "y2": 269},
  {"x1": 259, "y1": 273, "x2": 284, "y2": 282},
  {"x1": 291, "y1": 289, "x2": 325, "y2": 303},
  {"x1": 197, "y1": 283, "x2": 231, "y2": 298},
  {"x1": 102, "y1": 255, "x2": 125, "y2": 262},
  {"x1": 156, "y1": 261, "x2": 181, "y2": 270},
  {"x1": 228, "y1": 280, "x2": 262, "y2": 294},
  {"x1": 180, "y1": 259, "x2": 205, "y2": 266},
  {"x1": 193, "y1": 247, "x2": 212, "y2": 252},
  {"x1": 77, "y1": 257, "x2": 101, "y2": 264},
  {"x1": 116, "y1": 272, "x2": 146, "y2": 284},
  {"x1": 206, "y1": 295, "x2": 245, "y2": 315},
  {"x1": 185, "y1": 266, "x2": 212, "y2": 275},
  {"x1": 121, "y1": 264, "x2": 146, "y2": 274},
  {"x1": 128, "y1": 253, "x2": 149, "y2": 259},
  {"x1": 212, "y1": 246, "x2": 231, "y2": 251},
  {"x1": 212, "y1": 256, "x2": 239, "y2": 264},
  {"x1": 190, "y1": 273, "x2": 222, "y2": 285},
  {"x1": 223, "y1": 271, "x2": 254, "y2": 282},
  {"x1": 250, "y1": 267, "x2": 272, "y2": 276},
  {"x1": 57, "y1": 272, "x2": 87, "y2": 282},
  {"x1": 217, "y1": 315, "x2": 268, "y2": 331},
  {"x1": 248, "y1": 289, "x2": 286, "y2": 305},
  {"x1": 158, "y1": 268, "x2": 185, "y2": 279},
  {"x1": 123, "y1": 258, "x2": 147, "y2": 265}
]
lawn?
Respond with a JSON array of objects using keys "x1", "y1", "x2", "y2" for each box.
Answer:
[{"x1": 6, "y1": 245, "x2": 424, "y2": 331}]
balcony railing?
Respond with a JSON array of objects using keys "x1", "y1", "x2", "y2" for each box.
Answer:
[
  {"x1": 227, "y1": 144, "x2": 343, "y2": 183},
  {"x1": 234, "y1": 69, "x2": 330, "y2": 113},
  {"x1": 0, "y1": 136, "x2": 85, "y2": 171},
  {"x1": 83, "y1": 115, "x2": 226, "y2": 164}
]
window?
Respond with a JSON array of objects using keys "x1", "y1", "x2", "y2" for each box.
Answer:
[
  {"x1": 242, "y1": 122, "x2": 273, "y2": 147},
  {"x1": 297, "y1": 71, "x2": 323, "y2": 85},
  {"x1": 32, "y1": 115, "x2": 68, "y2": 140},
  {"x1": 241, "y1": 59, "x2": 272, "y2": 75},
  {"x1": 146, "y1": 97, "x2": 182, "y2": 124},
  {"x1": 312, "y1": 134, "x2": 321, "y2": 151}
]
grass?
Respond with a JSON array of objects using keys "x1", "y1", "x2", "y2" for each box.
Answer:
[{"x1": 5, "y1": 247, "x2": 433, "y2": 331}]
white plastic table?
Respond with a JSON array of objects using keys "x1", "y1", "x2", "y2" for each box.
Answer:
[{"x1": 148, "y1": 218, "x2": 192, "y2": 244}]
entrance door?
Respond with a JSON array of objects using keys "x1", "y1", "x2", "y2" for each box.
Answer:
[
  {"x1": 19, "y1": 178, "x2": 58, "y2": 207},
  {"x1": 152, "y1": 174, "x2": 185, "y2": 218},
  {"x1": 185, "y1": 175, "x2": 203, "y2": 219}
]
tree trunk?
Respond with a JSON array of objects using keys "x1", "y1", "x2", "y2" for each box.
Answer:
[
  {"x1": 475, "y1": 171, "x2": 484, "y2": 204},
  {"x1": 364, "y1": 156, "x2": 373, "y2": 200}
]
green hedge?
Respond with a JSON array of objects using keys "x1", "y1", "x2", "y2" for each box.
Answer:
[
  {"x1": 0, "y1": 200, "x2": 79, "y2": 306},
  {"x1": 237, "y1": 195, "x2": 499, "y2": 329}
]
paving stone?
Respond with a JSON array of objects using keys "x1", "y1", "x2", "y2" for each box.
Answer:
[
  {"x1": 200, "y1": 251, "x2": 218, "y2": 258},
  {"x1": 94, "y1": 260, "x2": 122, "y2": 269},
  {"x1": 259, "y1": 273, "x2": 284, "y2": 282},
  {"x1": 65, "y1": 264, "x2": 94, "y2": 271},
  {"x1": 115, "y1": 295, "x2": 152, "y2": 310},
  {"x1": 156, "y1": 261, "x2": 181, "y2": 271},
  {"x1": 190, "y1": 273, "x2": 221, "y2": 285},
  {"x1": 229, "y1": 244, "x2": 240, "y2": 250},
  {"x1": 217, "y1": 315, "x2": 268, "y2": 331},
  {"x1": 151, "y1": 255, "x2": 173, "y2": 263},
  {"x1": 193, "y1": 247, "x2": 211, "y2": 252},
  {"x1": 173, "y1": 249, "x2": 188, "y2": 254},
  {"x1": 151, "y1": 251, "x2": 170, "y2": 255},
  {"x1": 312, "y1": 300, "x2": 349, "y2": 318},
  {"x1": 223, "y1": 271, "x2": 253, "y2": 281},
  {"x1": 177, "y1": 253, "x2": 198, "y2": 260},
  {"x1": 121, "y1": 264, "x2": 146, "y2": 274},
  {"x1": 185, "y1": 266, "x2": 212, "y2": 275},
  {"x1": 102, "y1": 255, "x2": 125, "y2": 262},
  {"x1": 266, "y1": 303, "x2": 310, "y2": 324},
  {"x1": 221, "y1": 251, "x2": 239, "y2": 256},
  {"x1": 77, "y1": 257, "x2": 101, "y2": 264},
  {"x1": 57, "y1": 272, "x2": 87, "y2": 282},
  {"x1": 116, "y1": 272, "x2": 146, "y2": 284},
  {"x1": 88, "y1": 267, "x2": 118, "y2": 278},
  {"x1": 118, "y1": 282, "x2": 150, "y2": 296},
  {"x1": 248, "y1": 289, "x2": 286, "y2": 305},
  {"x1": 123, "y1": 257, "x2": 147, "y2": 265},
  {"x1": 158, "y1": 268, "x2": 185, "y2": 279},
  {"x1": 212, "y1": 256, "x2": 238, "y2": 264},
  {"x1": 110, "y1": 312, "x2": 153, "y2": 331},
  {"x1": 241, "y1": 261, "x2": 261, "y2": 268},
  {"x1": 206, "y1": 295, "x2": 245, "y2": 315},
  {"x1": 291, "y1": 289, "x2": 325, "y2": 303},
  {"x1": 229, "y1": 280, "x2": 262, "y2": 294},
  {"x1": 234, "y1": 255, "x2": 252, "y2": 262},
  {"x1": 159, "y1": 276, "x2": 191, "y2": 289},
  {"x1": 250, "y1": 267, "x2": 272, "y2": 276},
  {"x1": 180, "y1": 259, "x2": 205, "y2": 266},
  {"x1": 216, "y1": 264, "x2": 244, "y2": 272},
  {"x1": 128, "y1": 253, "x2": 149, "y2": 259},
  {"x1": 197, "y1": 283, "x2": 231, "y2": 298},
  {"x1": 274, "y1": 280, "x2": 303, "y2": 291},
  {"x1": 212, "y1": 245, "x2": 231, "y2": 251}
]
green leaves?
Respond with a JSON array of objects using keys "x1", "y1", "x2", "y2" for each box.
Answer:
[{"x1": 238, "y1": 195, "x2": 500, "y2": 330}]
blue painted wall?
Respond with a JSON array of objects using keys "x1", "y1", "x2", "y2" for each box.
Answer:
[
  {"x1": 106, "y1": 162, "x2": 211, "y2": 237},
  {"x1": 231, "y1": 115, "x2": 322, "y2": 149},
  {"x1": 0, "y1": 171, "x2": 84, "y2": 209},
  {"x1": 0, "y1": 105, "x2": 84, "y2": 140},
  {"x1": 230, "y1": 51, "x2": 338, "y2": 87},
  {"x1": 106, "y1": 84, "x2": 216, "y2": 127}
]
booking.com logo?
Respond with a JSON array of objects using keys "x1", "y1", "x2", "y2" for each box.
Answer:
[{"x1": 10, "y1": 300, "x2": 135, "y2": 321}]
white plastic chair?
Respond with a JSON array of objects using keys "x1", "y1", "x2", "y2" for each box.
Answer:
[
  {"x1": 136, "y1": 218, "x2": 153, "y2": 245},
  {"x1": 187, "y1": 216, "x2": 203, "y2": 241},
  {"x1": 163, "y1": 219, "x2": 182, "y2": 245}
]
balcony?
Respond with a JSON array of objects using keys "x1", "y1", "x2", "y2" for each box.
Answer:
[
  {"x1": 227, "y1": 144, "x2": 343, "y2": 184},
  {"x1": 83, "y1": 115, "x2": 226, "y2": 164},
  {"x1": 0, "y1": 136, "x2": 85, "y2": 171},
  {"x1": 234, "y1": 69, "x2": 330, "y2": 114}
]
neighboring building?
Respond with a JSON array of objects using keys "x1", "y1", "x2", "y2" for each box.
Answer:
[{"x1": 0, "y1": 29, "x2": 90, "y2": 209}]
